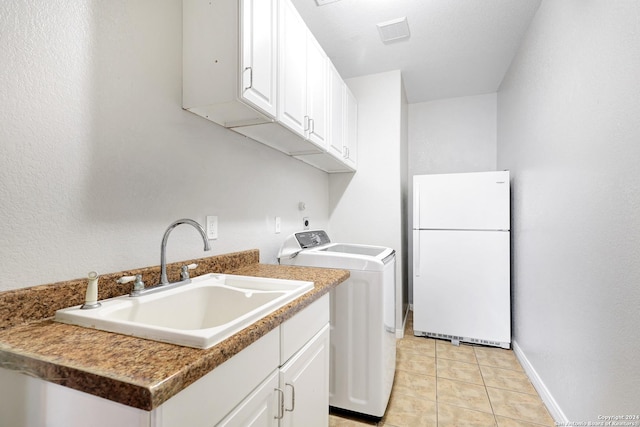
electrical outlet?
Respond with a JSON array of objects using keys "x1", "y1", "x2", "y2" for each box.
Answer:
[
  {"x1": 206, "y1": 215, "x2": 218, "y2": 239},
  {"x1": 275, "y1": 216, "x2": 281, "y2": 234}
]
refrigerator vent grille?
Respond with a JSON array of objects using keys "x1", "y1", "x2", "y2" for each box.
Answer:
[
  {"x1": 430, "y1": 332, "x2": 463, "y2": 341},
  {"x1": 416, "y1": 331, "x2": 506, "y2": 348},
  {"x1": 468, "y1": 337, "x2": 504, "y2": 347}
]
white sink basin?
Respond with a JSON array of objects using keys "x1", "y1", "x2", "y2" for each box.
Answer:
[{"x1": 54, "y1": 273, "x2": 314, "y2": 349}]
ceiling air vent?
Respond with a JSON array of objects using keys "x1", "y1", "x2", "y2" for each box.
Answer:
[{"x1": 377, "y1": 17, "x2": 410, "y2": 43}]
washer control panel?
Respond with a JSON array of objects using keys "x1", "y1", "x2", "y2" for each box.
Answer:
[{"x1": 295, "y1": 230, "x2": 331, "y2": 248}]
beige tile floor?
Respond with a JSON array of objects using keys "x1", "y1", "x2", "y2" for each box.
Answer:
[{"x1": 329, "y1": 312, "x2": 555, "y2": 427}]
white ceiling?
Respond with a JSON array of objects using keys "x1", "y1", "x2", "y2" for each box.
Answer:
[{"x1": 290, "y1": 0, "x2": 541, "y2": 103}]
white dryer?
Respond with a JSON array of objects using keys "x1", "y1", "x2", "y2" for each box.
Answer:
[{"x1": 278, "y1": 230, "x2": 396, "y2": 418}]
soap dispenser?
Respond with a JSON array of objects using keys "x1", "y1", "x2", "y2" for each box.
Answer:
[{"x1": 80, "y1": 271, "x2": 101, "y2": 309}]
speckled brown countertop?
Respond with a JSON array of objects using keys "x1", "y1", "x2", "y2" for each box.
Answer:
[{"x1": 0, "y1": 251, "x2": 349, "y2": 411}]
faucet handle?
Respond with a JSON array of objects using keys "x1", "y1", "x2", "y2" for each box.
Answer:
[
  {"x1": 180, "y1": 263, "x2": 198, "y2": 281},
  {"x1": 120, "y1": 274, "x2": 146, "y2": 296},
  {"x1": 132, "y1": 275, "x2": 144, "y2": 291},
  {"x1": 117, "y1": 275, "x2": 137, "y2": 284},
  {"x1": 118, "y1": 274, "x2": 145, "y2": 291}
]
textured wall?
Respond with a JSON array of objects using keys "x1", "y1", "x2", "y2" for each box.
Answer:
[
  {"x1": 408, "y1": 93, "x2": 497, "y2": 177},
  {"x1": 498, "y1": 0, "x2": 640, "y2": 421},
  {"x1": 0, "y1": 0, "x2": 329, "y2": 291}
]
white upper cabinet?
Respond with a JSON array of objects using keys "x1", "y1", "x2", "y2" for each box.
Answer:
[
  {"x1": 293, "y1": 61, "x2": 356, "y2": 173},
  {"x1": 240, "y1": 0, "x2": 278, "y2": 118},
  {"x1": 183, "y1": 0, "x2": 277, "y2": 127},
  {"x1": 305, "y1": 34, "x2": 328, "y2": 148},
  {"x1": 277, "y1": 0, "x2": 308, "y2": 138},
  {"x1": 327, "y1": 62, "x2": 344, "y2": 160},
  {"x1": 343, "y1": 86, "x2": 358, "y2": 169},
  {"x1": 183, "y1": 0, "x2": 356, "y2": 173},
  {"x1": 278, "y1": 0, "x2": 328, "y2": 150}
]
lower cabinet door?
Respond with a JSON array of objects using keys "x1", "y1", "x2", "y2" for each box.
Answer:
[
  {"x1": 280, "y1": 324, "x2": 330, "y2": 427},
  {"x1": 217, "y1": 370, "x2": 279, "y2": 427}
]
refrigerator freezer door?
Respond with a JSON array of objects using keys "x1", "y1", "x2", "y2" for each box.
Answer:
[
  {"x1": 413, "y1": 171, "x2": 510, "y2": 231},
  {"x1": 413, "y1": 230, "x2": 511, "y2": 346}
]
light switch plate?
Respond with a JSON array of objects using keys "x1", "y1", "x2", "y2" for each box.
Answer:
[
  {"x1": 275, "y1": 216, "x2": 281, "y2": 234},
  {"x1": 206, "y1": 215, "x2": 218, "y2": 240}
]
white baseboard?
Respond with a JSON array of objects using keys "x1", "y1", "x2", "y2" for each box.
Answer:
[{"x1": 512, "y1": 339, "x2": 568, "y2": 424}]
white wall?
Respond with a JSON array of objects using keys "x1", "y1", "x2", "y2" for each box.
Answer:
[
  {"x1": 329, "y1": 70, "x2": 406, "y2": 333},
  {"x1": 407, "y1": 93, "x2": 498, "y2": 302},
  {"x1": 498, "y1": 0, "x2": 640, "y2": 421},
  {"x1": 0, "y1": 0, "x2": 329, "y2": 291},
  {"x1": 408, "y1": 93, "x2": 497, "y2": 177}
]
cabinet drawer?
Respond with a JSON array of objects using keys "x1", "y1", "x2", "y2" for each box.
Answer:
[{"x1": 280, "y1": 294, "x2": 329, "y2": 365}]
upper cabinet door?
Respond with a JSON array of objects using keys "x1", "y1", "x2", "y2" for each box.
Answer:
[
  {"x1": 305, "y1": 34, "x2": 328, "y2": 148},
  {"x1": 278, "y1": 0, "x2": 308, "y2": 137},
  {"x1": 240, "y1": 0, "x2": 278, "y2": 117},
  {"x1": 327, "y1": 61, "x2": 344, "y2": 159},
  {"x1": 343, "y1": 86, "x2": 358, "y2": 168}
]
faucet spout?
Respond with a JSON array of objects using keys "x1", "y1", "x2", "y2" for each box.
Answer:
[{"x1": 160, "y1": 218, "x2": 211, "y2": 285}]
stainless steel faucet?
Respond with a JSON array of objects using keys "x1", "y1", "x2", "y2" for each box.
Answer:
[{"x1": 160, "y1": 218, "x2": 211, "y2": 285}]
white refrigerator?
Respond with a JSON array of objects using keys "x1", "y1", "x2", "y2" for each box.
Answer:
[{"x1": 412, "y1": 171, "x2": 511, "y2": 349}]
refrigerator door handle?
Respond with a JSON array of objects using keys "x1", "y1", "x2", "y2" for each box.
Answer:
[
  {"x1": 414, "y1": 232, "x2": 420, "y2": 277},
  {"x1": 413, "y1": 182, "x2": 420, "y2": 228}
]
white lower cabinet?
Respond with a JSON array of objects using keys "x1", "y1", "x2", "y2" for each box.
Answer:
[
  {"x1": 279, "y1": 325, "x2": 330, "y2": 427},
  {"x1": 0, "y1": 295, "x2": 330, "y2": 427},
  {"x1": 217, "y1": 371, "x2": 280, "y2": 427},
  {"x1": 162, "y1": 294, "x2": 330, "y2": 427},
  {"x1": 219, "y1": 294, "x2": 330, "y2": 427},
  {"x1": 156, "y1": 329, "x2": 279, "y2": 427},
  {"x1": 219, "y1": 324, "x2": 330, "y2": 427}
]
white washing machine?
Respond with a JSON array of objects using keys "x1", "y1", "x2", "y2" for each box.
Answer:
[{"x1": 278, "y1": 230, "x2": 396, "y2": 418}]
